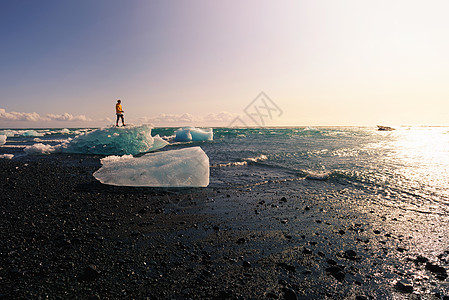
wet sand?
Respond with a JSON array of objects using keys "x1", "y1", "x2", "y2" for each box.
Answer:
[{"x1": 1, "y1": 155, "x2": 448, "y2": 299}]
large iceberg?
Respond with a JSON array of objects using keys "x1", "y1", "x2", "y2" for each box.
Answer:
[
  {"x1": 174, "y1": 127, "x2": 213, "y2": 142},
  {"x1": 0, "y1": 135, "x2": 6, "y2": 145},
  {"x1": 93, "y1": 146, "x2": 209, "y2": 187},
  {"x1": 23, "y1": 125, "x2": 168, "y2": 156}
]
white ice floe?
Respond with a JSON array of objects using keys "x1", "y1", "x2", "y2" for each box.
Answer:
[
  {"x1": 0, "y1": 135, "x2": 6, "y2": 145},
  {"x1": 174, "y1": 127, "x2": 213, "y2": 142},
  {"x1": 0, "y1": 154, "x2": 14, "y2": 159},
  {"x1": 93, "y1": 146, "x2": 209, "y2": 187}
]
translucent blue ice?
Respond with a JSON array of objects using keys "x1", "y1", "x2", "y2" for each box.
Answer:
[
  {"x1": 23, "y1": 125, "x2": 168, "y2": 156},
  {"x1": 61, "y1": 125, "x2": 168, "y2": 155},
  {"x1": 174, "y1": 127, "x2": 213, "y2": 142},
  {"x1": 93, "y1": 146, "x2": 209, "y2": 187}
]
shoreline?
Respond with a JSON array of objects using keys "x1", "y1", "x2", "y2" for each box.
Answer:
[{"x1": 1, "y1": 155, "x2": 448, "y2": 299}]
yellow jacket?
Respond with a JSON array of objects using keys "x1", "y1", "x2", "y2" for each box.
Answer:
[{"x1": 116, "y1": 103, "x2": 123, "y2": 114}]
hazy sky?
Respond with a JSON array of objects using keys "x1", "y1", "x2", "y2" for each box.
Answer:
[{"x1": 1, "y1": 0, "x2": 449, "y2": 127}]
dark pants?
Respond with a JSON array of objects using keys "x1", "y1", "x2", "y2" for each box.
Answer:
[{"x1": 116, "y1": 114, "x2": 125, "y2": 125}]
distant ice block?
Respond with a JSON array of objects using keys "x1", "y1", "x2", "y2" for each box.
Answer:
[
  {"x1": 0, "y1": 135, "x2": 6, "y2": 145},
  {"x1": 62, "y1": 125, "x2": 168, "y2": 155},
  {"x1": 0, "y1": 154, "x2": 14, "y2": 159},
  {"x1": 23, "y1": 130, "x2": 45, "y2": 137},
  {"x1": 174, "y1": 127, "x2": 213, "y2": 142},
  {"x1": 93, "y1": 146, "x2": 210, "y2": 187}
]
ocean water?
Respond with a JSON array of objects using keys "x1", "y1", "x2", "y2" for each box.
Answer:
[{"x1": 1, "y1": 126, "x2": 449, "y2": 214}]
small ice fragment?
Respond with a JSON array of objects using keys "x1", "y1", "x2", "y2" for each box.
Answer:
[
  {"x1": 93, "y1": 146, "x2": 209, "y2": 187},
  {"x1": 0, "y1": 135, "x2": 6, "y2": 145},
  {"x1": 24, "y1": 143, "x2": 59, "y2": 155}
]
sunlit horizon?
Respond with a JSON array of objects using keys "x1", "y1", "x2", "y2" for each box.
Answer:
[{"x1": 1, "y1": 0, "x2": 449, "y2": 128}]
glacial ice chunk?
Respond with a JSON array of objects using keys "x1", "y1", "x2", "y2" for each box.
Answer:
[
  {"x1": 93, "y1": 146, "x2": 209, "y2": 187},
  {"x1": 0, "y1": 154, "x2": 14, "y2": 159},
  {"x1": 0, "y1": 135, "x2": 6, "y2": 145},
  {"x1": 174, "y1": 127, "x2": 213, "y2": 142},
  {"x1": 62, "y1": 125, "x2": 168, "y2": 155},
  {"x1": 23, "y1": 130, "x2": 45, "y2": 137}
]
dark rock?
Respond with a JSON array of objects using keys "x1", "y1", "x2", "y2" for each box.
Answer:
[
  {"x1": 325, "y1": 266, "x2": 345, "y2": 281},
  {"x1": 213, "y1": 225, "x2": 220, "y2": 231},
  {"x1": 154, "y1": 208, "x2": 163, "y2": 214},
  {"x1": 242, "y1": 261, "x2": 251, "y2": 268},
  {"x1": 338, "y1": 230, "x2": 345, "y2": 235},
  {"x1": 302, "y1": 248, "x2": 313, "y2": 255},
  {"x1": 138, "y1": 206, "x2": 149, "y2": 214},
  {"x1": 266, "y1": 292, "x2": 278, "y2": 298},
  {"x1": 282, "y1": 288, "x2": 297, "y2": 300},
  {"x1": 304, "y1": 206, "x2": 310, "y2": 211},
  {"x1": 395, "y1": 279, "x2": 413, "y2": 293},
  {"x1": 355, "y1": 296, "x2": 368, "y2": 300},
  {"x1": 426, "y1": 262, "x2": 448, "y2": 279},
  {"x1": 373, "y1": 230, "x2": 381, "y2": 234},
  {"x1": 396, "y1": 247, "x2": 407, "y2": 253},
  {"x1": 218, "y1": 289, "x2": 233, "y2": 298},
  {"x1": 344, "y1": 250, "x2": 358, "y2": 260},
  {"x1": 79, "y1": 265, "x2": 100, "y2": 281},
  {"x1": 280, "y1": 197, "x2": 287, "y2": 202},
  {"x1": 277, "y1": 262, "x2": 296, "y2": 272},
  {"x1": 236, "y1": 237, "x2": 246, "y2": 244}
]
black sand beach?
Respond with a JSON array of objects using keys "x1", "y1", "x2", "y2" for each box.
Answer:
[{"x1": 1, "y1": 155, "x2": 448, "y2": 299}]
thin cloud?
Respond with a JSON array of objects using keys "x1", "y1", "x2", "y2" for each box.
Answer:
[
  {"x1": 137, "y1": 112, "x2": 239, "y2": 126},
  {"x1": 0, "y1": 108, "x2": 90, "y2": 122}
]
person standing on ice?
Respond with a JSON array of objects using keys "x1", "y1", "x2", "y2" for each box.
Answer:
[{"x1": 115, "y1": 99, "x2": 126, "y2": 126}]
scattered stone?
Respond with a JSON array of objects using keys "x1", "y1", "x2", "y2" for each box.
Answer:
[
  {"x1": 79, "y1": 265, "x2": 100, "y2": 281},
  {"x1": 344, "y1": 250, "x2": 359, "y2": 261},
  {"x1": 280, "y1": 197, "x2": 287, "y2": 202},
  {"x1": 138, "y1": 206, "x2": 149, "y2": 214},
  {"x1": 373, "y1": 230, "x2": 381, "y2": 234},
  {"x1": 277, "y1": 262, "x2": 296, "y2": 272},
  {"x1": 243, "y1": 261, "x2": 251, "y2": 268},
  {"x1": 338, "y1": 230, "x2": 345, "y2": 235},
  {"x1": 304, "y1": 206, "x2": 310, "y2": 211},
  {"x1": 325, "y1": 266, "x2": 345, "y2": 282},
  {"x1": 426, "y1": 262, "x2": 448, "y2": 280},
  {"x1": 236, "y1": 237, "x2": 246, "y2": 244},
  {"x1": 302, "y1": 248, "x2": 313, "y2": 255},
  {"x1": 266, "y1": 292, "x2": 278, "y2": 298},
  {"x1": 282, "y1": 288, "x2": 297, "y2": 300},
  {"x1": 395, "y1": 279, "x2": 413, "y2": 293}
]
